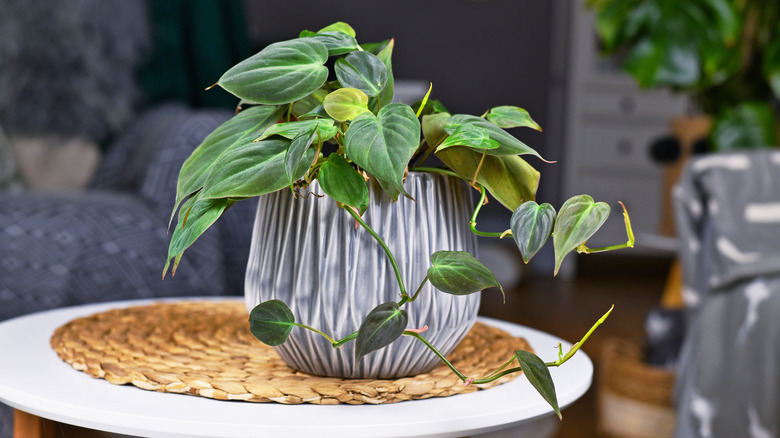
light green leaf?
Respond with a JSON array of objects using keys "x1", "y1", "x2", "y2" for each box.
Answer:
[
  {"x1": 486, "y1": 106, "x2": 542, "y2": 131},
  {"x1": 249, "y1": 300, "x2": 295, "y2": 347},
  {"x1": 323, "y1": 88, "x2": 370, "y2": 122},
  {"x1": 427, "y1": 251, "x2": 503, "y2": 297},
  {"x1": 344, "y1": 103, "x2": 420, "y2": 200},
  {"x1": 511, "y1": 202, "x2": 556, "y2": 263},
  {"x1": 257, "y1": 119, "x2": 337, "y2": 142},
  {"x1": 445, "y1": 114, "x2": 547, "y2": 160},
  {"x1": 515, "y1": 350, "x2": 561, "y2": 419},
  {"x1": 200, "y1": 138, "x2": 316, "y2": 199},
  {"x1": 436, "y1": 146, "x2": 539, "y2": 211},
  {"x1": 318, "y1": 154, "x2": 369, "y2": 213},
  {"x1": 172, "y1": 105, "x2": 285, "y2": 224},
  {"x1": 355, "y1": 302, "x2": 408, "y2": 363},
  {"x1": 436, "y1": 124, "x2": 499, "y2": 152},
  {"x1": 218, "y1": 38, "x2": 329, "y2": 105},
  {"x1": 335, "y1": 51, "x2": 389, "y2": 97},
  {"x1": 553, "y1": 195, "x2": 610, "y2": 275},
  {"x1": 317, "y1": 21, "x2": 356, "y2": 37}
]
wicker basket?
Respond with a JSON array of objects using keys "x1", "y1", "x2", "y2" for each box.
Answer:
[{"x1": 597, "y1": 337, "x2": 676, "y2": 438}]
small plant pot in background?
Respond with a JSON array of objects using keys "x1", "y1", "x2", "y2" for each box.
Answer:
[{"x1": 245, "y1": 172, "x2": 479, "y2": 379}]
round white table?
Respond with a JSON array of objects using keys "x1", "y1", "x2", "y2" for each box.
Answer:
[{"x1": 0, "y1": 299, "x2": 593, "y2": 438}]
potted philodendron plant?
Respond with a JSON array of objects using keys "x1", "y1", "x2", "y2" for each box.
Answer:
[{"x1": 164, "y1": 22, "x2": 634, "y2": 418}]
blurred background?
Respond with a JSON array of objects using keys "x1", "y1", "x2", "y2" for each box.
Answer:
[{"x1": 1, "y1": 1, "x2": 778, "y2": 437}]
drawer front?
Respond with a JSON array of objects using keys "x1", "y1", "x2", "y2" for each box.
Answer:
[
  {"x1": 582, "y1": 89, "x2": 686, "y2": 120},
  {"x1": 576, "y1": 125, "x2": 669, "y2": 173}
]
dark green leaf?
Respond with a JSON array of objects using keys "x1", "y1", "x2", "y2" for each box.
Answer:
[
  {"x1": 365, "y1": 39, "x2": 395, "y2": 109},
  {"x1": 172, "y1": 105, "x2": 285, "y2": 223},
  {"x1": 711, "y1": 102, "x2": 778, "y2": 151},
  {"x1": 200, "y1": 138, "x2": 316, "y2": 199},
  {"x1": 553, "y1": 195, "x2": 610, "y2": 275},
  {"x1": 285, "y1": 129, "x2": 319, "y2": 190},
  {"x1": 299, "y1": 104, "x2": 331, "y2": 120},
  {"x1": 323, "y1": 88, "x2": 370, "y2": 122},
  {"x1": 344, "y1": 103, "x2": 420, "y2": 200},
  {"x1": 355, "y1": 302, "x2": 408, "y2": 363},
  {"x1": 422, "y1": 112, "x2": 451, "y2": 149},
  {"x1": 437, "y1": 124, "x2": 499, "y2": 152},
  {"x1": 218, "y1": 38, "x2": 329, "y2": 105},
  {"x1": 310, "y1": 31, "x2": 359, "y2": 56},
  {"x1": 291, "y1": 89, "x2": 328, "y2": 118},
  {"x1": 257, "y1": 119, "x2": 337, "y2": 142},
  {"x1": 427, "y1": 251, "x2": 503, "y2": 297},
  {"x1": 335, "y1": 51, "x2": 389, "y2": 97},
  {"x1": 511, "y1": 202, "x2": 556, "y2": 263},
  {"x1": 249, "y1": 300, "x2": 295, "y2": 346},
  {"x1": 486, "y1": 106, "x2": 542, "y2": 131},
  {"x1": 515, "y1": 350, "x2": 561, "y2": 419},
  {"x1": 445, "y1": 114, "x2": 547, "y2": 160},
  {"x1": 164, "y1": 197, "x2": 229, "y2": 277},
  {"x1": 318, "y1": 154, "x2": 369, "y2": 213},
  {"x1": 436, "y1": 146, "x2": 539, "y2": 211}
]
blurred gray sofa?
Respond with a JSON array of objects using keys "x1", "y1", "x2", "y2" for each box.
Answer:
[{"x1": 0, "y1": 103, "x2": 256, "y2": 323}]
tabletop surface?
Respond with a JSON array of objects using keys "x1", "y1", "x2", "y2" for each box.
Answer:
[{"x1": 0, "y1": 298, "x2": 593, "y2": 438}]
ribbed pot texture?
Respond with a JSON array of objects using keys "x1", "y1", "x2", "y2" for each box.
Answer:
[{"x1": 244, "y1": 172, "x2": 479, "y2": 378}]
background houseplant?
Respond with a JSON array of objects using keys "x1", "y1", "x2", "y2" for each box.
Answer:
[
  {"x1": 164, "y1": 21, "x2": 633, "y2": 417},
  {"x1": 588, "y1": 0, "x2": 780, "y2": 151}
]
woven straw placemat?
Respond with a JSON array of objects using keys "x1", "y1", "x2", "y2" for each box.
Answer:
[{"x1": 51, "y1": 301, "x2": 530, "y2": 405}]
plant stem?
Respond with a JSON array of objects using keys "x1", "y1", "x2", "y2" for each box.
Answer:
[
  {"x1": 470, "y1": 185, "x2": 511, "y2": 238},
  {"x1": 545, "y1": 305, "x2": 614, "y2": 367},
  {"x1": 408, "y1": 275, "x2": 429, "y2": 303},
  {"x1": 473, "y1": 367, "x2": 523, "y2": 384},
  {"x1": 344, "y1": 206, "x2": 409, "y2": 299},
  {"x1": 576, "y1": 202, "x2": 634, "y2": 254},
  {"x1": 333, "y1": 332, "x2": 358, "y2": 348},
  {"x1": 471, "y1": 149, "x2": 487, "y2": 186},
  {"x1": 403, "y1": 331, "x2": 468, "y2": 381},
  {"x1": 294, "y1": 323, "x2": 338, "y2": 345}
]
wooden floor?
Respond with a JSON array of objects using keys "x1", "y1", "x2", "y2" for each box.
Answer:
[{"x1": 478, "y1": 252, "x2": 673, "y2": 438}]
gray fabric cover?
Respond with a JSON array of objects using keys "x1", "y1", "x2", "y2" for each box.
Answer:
[
  {"x1": 673, "y1": 150, "x2": 780, "y2": 438},
  {"x1": 0, "y1": 104, "x2": 257, "y2": 436}
]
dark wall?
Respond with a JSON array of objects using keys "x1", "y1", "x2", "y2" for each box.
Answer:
[{"x1": 243, "y1": 0, "x2": 556, "y2": 223}]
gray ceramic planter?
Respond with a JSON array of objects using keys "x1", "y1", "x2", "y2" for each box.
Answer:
[{"x1": 244, "y1": 172, "x2": 479, "y2": 378}]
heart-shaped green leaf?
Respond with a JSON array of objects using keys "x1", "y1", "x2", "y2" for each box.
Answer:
[
  {"x1": 445, "y1": 114, "x2": 547, "y2": 160},
  {"x1": 335, "y1": 51, "x2": 389, "y2": 97},
  {"x1": 172, "y1": 105, "x2": 285, "y2": 224},
  {"x1": 249, "y1": 300, "x2": 295, "y2": 346},
  {"x1": 553, "y1": 195, "x2": 610, "y2": 275},
  {"x1": 309, "y1": 31, "x2": 359, "y2": 56},
  {"x1": 364, "y1": 39, "x2": 395, "y2": 109},
  {"x1": 218, "y1": 38, "x2": 329, "y2": 105},
  {"x1": 164, "y1": 197, "x2": 229, "y2": 278},
  {"x1": 317, "y1": 21, "x2": 356, "y2": 37},
  {"x1": 344, "y1": 103, "x2": 420, "y2": 200},
  {"x1": 318, "y1": 154, "x2": 369, "y2": 213},
  {"x1": 323, "y1": 88, "x2": 370, "y2": 122},
  {"x1": 200, "y1": 138, "x2": 316, "y2": 199},
  {"x1": 515, "y1": 350, "x2": 561, "y2": 419},
  {"x1": 511, "y1": 202, "x2": 556, "y2": 263},
  {"x1": 437, "y1": 146, "x2": 539, "y2": 211},
  {"x1": 257, "y1": 119, "x2": 337, "y2": 142},
  {"x1": 486, "y1": 106, "x2": 542, "y2": 131},
  {"x1": 355, "y1": 302, "x2": 408, "y2": 363},
  {"x1": 427, "y1": 251, "x2": 503, "y2": 297},
  {"x1": 285, "y1": 129, "x2": 320, "y2": 190},
  {"x1": 422, "y1": 112, "x2": 451, "y2": 149},
  {"x1": 437, "y1": 124, "x2": 499, "y2": 152}
]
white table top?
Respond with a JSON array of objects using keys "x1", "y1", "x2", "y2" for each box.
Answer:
[{"x1": 0, "y1": 298, "x2": 593, "y2": 438}]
